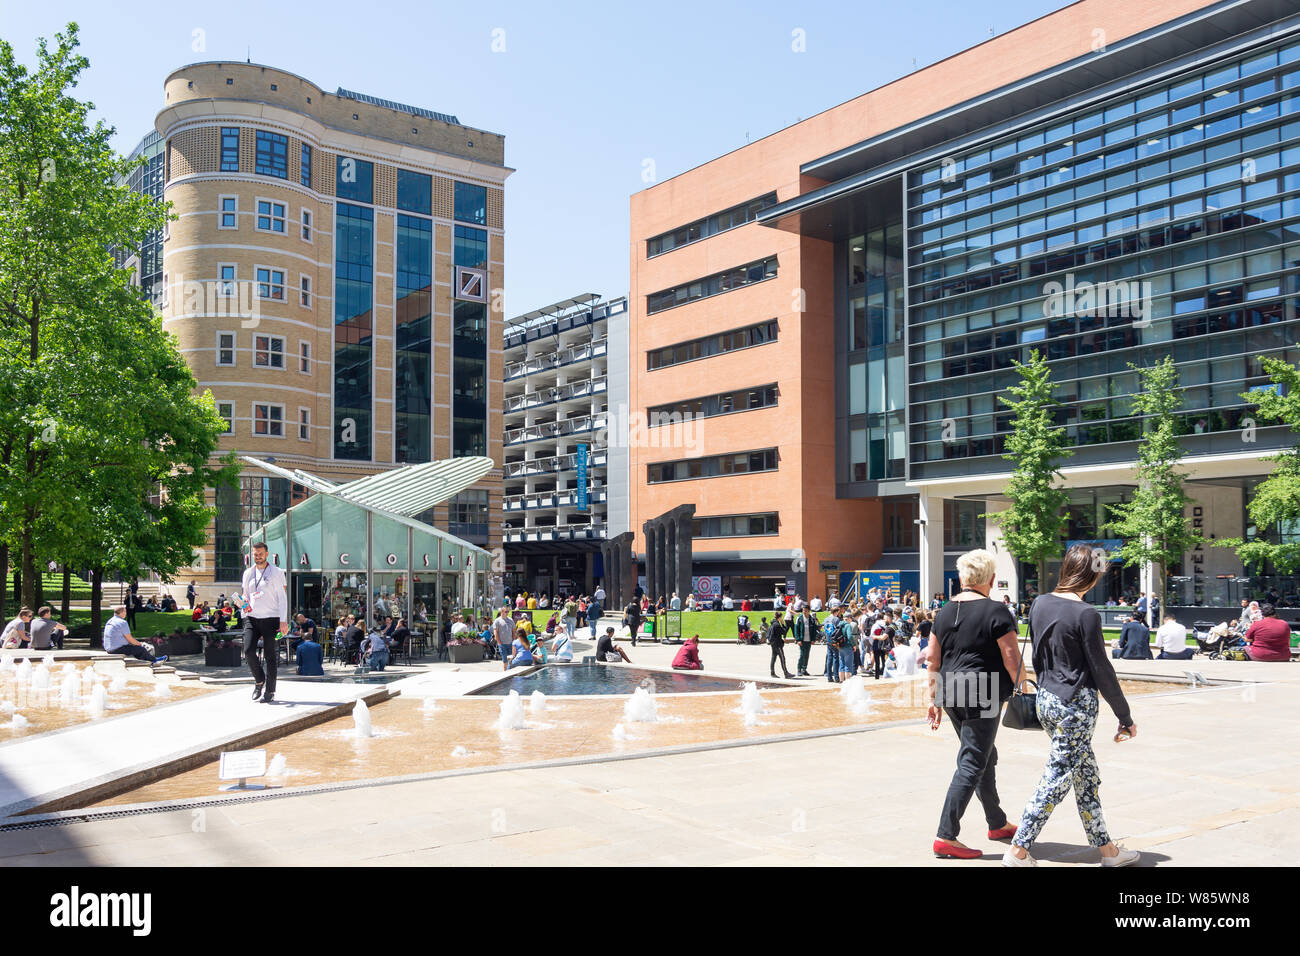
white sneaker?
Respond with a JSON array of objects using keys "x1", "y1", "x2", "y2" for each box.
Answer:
[
  {"x1": 1002, "y1": 847, "x2": 1036, "y2": 867},
  {"x1": 1100, "y1": 844, "x2": 1140, "y2": 867}
]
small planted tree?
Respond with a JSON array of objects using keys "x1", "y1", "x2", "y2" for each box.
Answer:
[
  {"x1": 1106, "y1": 357, "x2": 1201, "y2": 617},
  {"x1": 984, "y1": 349, "x2": 1072, "y2": 596},
  {"x1": 1219, "y1": 353, "x2": 1300, "y2": 575}
]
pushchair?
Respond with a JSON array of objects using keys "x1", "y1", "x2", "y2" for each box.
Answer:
[{"x1": 1193, "y1": 621, "x2": 1239, "y2": 659}]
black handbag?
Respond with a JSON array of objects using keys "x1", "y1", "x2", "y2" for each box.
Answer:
[{"x1": 1001, "y1": 623, "x2": 1040, "y2": 731}]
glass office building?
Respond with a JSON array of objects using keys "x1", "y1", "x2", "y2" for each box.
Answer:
[{"x1": 759, "y1": 1, "x2": 1300, "y2": 605}]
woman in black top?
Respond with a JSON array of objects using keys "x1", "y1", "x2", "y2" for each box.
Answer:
[
  {"x1": 1004, "y1": 544, "x2": 1139, "y2": 868},
  {"x1": 925, "y1": 549, "x2": 1025, "y2": 859}
]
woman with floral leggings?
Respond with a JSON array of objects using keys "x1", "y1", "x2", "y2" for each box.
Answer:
[{"x1": 1004, "y1": 544, "x2": 1140, "y2": 868}]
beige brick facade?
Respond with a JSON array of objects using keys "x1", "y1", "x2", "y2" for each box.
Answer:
[{"x1": 153, "y1": 62, "x2": 511, "y2": 584}]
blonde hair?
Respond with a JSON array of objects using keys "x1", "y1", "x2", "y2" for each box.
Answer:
[{"x1": 956, "y1": 549, "x2": 997, "y2": 588}]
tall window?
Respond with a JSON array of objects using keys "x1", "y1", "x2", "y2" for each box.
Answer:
[
  {"x1": 218, "y1": 264, "x2": 236, "y2": 296},
  {"x1": 216, "y1": 331, "x2": 236, "y2": 366},
  {"x1": 217, "y1": 401, "x2": 235, "y2": 435},
  {"x1": 254, "y1": 130, "x2": 288, "y2": 178},
  {"x1": 397, "y1": 169, "x2": 432, "y2": 215},
  {"x1": 300, "y1": 209, "x2": 312, "y2": 241},
  {"x1": 453, "y1": 228, "x2": 488, "y2": 458},
  {"x1": 299, "y1": 275, "x2": 311, "y2": 308},
  {"x1": 298, "y1": 407, "x2": 311, "y2": 441},
  {"x1": 300, "y1": 142, "x2": 312, "y2": 188},
  {"x1": 334, "y1": 202, "x2": 374, "y2": 460},
  {"x1": 220, "y1": 127, "x2": 239, "y2": 172},
  {"x1": 396, "y1": 213, "x2": 432, "y2": 463},
  {"x1": 219, "y1": 196, "x2": 238, "y2": 229},
  {"x1": 299, "y1": 341, "x2": 311, "y2": 373}
]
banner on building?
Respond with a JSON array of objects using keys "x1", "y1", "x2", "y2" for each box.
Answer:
[
  {"x1": 691, "y1": 575, "x2": 721, "y2": 599},
  {"x1": 576, "y1": 443, "x2": 589, "y2": 512}
]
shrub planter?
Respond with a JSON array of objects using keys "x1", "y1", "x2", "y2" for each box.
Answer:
[
  {"x1": 158, "y1": 632, "x2": 202, "y2": 656},
  {"x1": 448, "y1": 642, "x2": 484, "y2": 664},
  {"x1": 205, "y1": 643, "x2": 243, "y2": 667}
]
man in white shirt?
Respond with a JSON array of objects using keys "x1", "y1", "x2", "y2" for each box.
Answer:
[
  {"x1": 1155, "y1": 614, "x2": 1194, "y2": 660},
  {"x1": 721, "y1": 593, "x2": 734, "y2": 611},
  {"x1": 103, "y1": 605, "x2": 165, "y2": 664},
  {"x1": 1, "y1": 608, "x2": 32, "y2": 648},
  {"x1": 241, "y1": 541, "x2": 289, "y2": 703},
  {"x1": 827, "y1": 594, "x2": 841, "y2": 610},
  {"x1": 809, "y1": 595, "x2": 823, "y2": 612},
  {"x1": 670, "y1": 592, "x2": 681, "y2": 611},
  {"x1": 594, "y1": 585, "x2": 606, "y2": 605}
]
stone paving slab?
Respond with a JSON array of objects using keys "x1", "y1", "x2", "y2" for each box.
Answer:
[{"x1": 0, "y1": 681, "x2": 388, "y2": 820}]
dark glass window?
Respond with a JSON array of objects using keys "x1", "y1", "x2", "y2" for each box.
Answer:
[
  {"x1": 647, "y1": 193, "x2": 779, "y2": 257},
  {"x1": 334, "y1": 202, "x2": 374, "y2": 460},
  {"x1": 647, "y1": 448, "x2": 778, "y2": 483},
  {"x1": 647, "y1": 384, "x2": 778, "y2": 423},
  {"x1": 646, "y1": 319, "x2": 779, "y2": 370},
  {"x1": 395, "y1": 214, "x2": 432, "y2": 463},
  {"x1": 336, "y1": 155, "x2": 374, "y2": 204},
  {"x1": 300, "y1": 143, "x2": 312, "y2": 188},
  {"x1": 454, "y1": 181, "x2": 487, "y2": 224},
  {"x1": 255, "y1": 130, "x2": 288, "y2": 178},
  {"x1": 647, "y1": 257, "x2": 779, "y2": 314},
  {"x1": 220, "y1": 127, "x2": 239, "y2": 172},
  {"x1": 454, "y1": 225, "x2": 487, "y2": 269},
  {"x1": 397, "y1": 169, "x2": 432, "y2": 215}
]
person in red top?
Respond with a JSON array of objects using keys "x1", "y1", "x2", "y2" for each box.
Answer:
[
  {"x1": 741, "y1": 598, "x2": 752, "y2": 612},
  {"x1": 1243, "y1": 604, "x2": 1293, "y2": 662},
  {"x1": 672, "y1": 635, "x2": 703, "y2": 670}
]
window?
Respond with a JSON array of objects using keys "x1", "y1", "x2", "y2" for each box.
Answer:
[
  {"x1": 397, "y1": 169, "x2": 432, "y2": 215},
  {"x1": 299, "y1": 340, "x2": 311, "y2": 373},
  {"x1": 218, "y1": 264, "x2": 236, "y2": 297},
  {"x1": 300, "y1": 209, "x2": 312, "y2": 241},
  {"x1": 691, "y1": 513, "x2": 780, "y2": 539},
  {"x1": 216, "y1": 331, "x2": 236, "y2": 367},
  {"x1": 254, "y1": 130, "x2": 288, "y2": 178},
  {"x1": 454, "y1": 181, "x2": 487, "y2": 224},
  {"x1": 255, "y1": 267, "x2": 285, "y2": 301},
  {"x1": 646, "y1": 256, "x2": 779, "y2": 313},
  {"x1": 254, "y1": 334, "x2": 285, "y2": 368},
  {"x1": 646, "y1": 319, "x2": 779, "y2": 370},
  {"x1": 256, "y1": 200, "x2": 286, "y2": 233},
  {"x1": 300, "y1": 142, "x2": 312, "y2": 188},
  {"x1": 253, "y1": 403, "x2": 283, "y2": 437},
  {"x1": 299, "y1": 274, "x2": 311, "y2": 308},
  {"x1": 647, "y1": 384, "x2": 779, "y2": 424},
  {"x1": 220, "y1": 127, "x2": 239, "y2": 172},
  {"x1": 298, "y1": 407, "x2": 311, "y2": 441},
  {"x1": 218, "y1": 196, "x2": 238, "y2": 229},
  {"x1": 647, "y1": 193, "x2": 779, "y2": 257},
  {"x1": 217, "y1": 401, "x2": 235, "y2": 435},
  {"x1": 335, "y1": 155, "x2": 374, "y2": 204},
  {"x1": 453, "y1": 225, "x2": 487, "y2": 270},
  {"x1": 647, "y1": 448, "x2": 779, "y2": 483}
]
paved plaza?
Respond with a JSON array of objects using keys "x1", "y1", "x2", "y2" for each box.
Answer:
[{"x1": 0, "y1": 639, "x2": 1294, "y2": 867}]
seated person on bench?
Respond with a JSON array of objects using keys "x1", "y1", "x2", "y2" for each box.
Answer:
[
  {"x1": 1113, "y1": 611, "x2": 1152, "y2": 659},
  {"x1": 103, "y1": 605, "x2": 166, "y2": 665},
  {"x1": 1155, "y1": 614, "x2": 1194, "y2": 660},
  {"x1": 1235, "y1": 603, "x2": 1292, "y2": 662}
]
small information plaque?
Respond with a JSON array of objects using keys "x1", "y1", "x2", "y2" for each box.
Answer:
[{"x1": 218, "y1": 749, "x2": 267, "y2": 791}]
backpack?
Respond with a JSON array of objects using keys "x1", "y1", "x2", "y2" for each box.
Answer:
[{"x1": 822, "y1": 616, "x2": 839, "y2": 640}]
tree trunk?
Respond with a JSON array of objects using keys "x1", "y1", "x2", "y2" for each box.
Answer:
[
  {"x1": 0, "y1": 544, "x2": 7, "y2": 621},
  {"x1": 34, "y1": 555, "x2": 44, "y2": 608},
  {"x1": 90, "y1": 566, "x2": 104, "y2": 639},
  {"x1": 20, "y1": 518, "x2": 36, "y2": 610},
  {"x1": 60, "y1": 565, "x2": 71, "y2": 622}
]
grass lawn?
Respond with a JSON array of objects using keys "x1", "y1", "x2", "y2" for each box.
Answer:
[{"x1": 62, "y1": 609, "x2": 199, "y2": 638}]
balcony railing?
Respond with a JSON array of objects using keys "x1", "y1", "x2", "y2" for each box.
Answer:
[
  {"x1": 503, "y1": 486, "x2": 608, "y2": 511},
  {"x1": 503, "y1": 524, "x2": 607, "y2": 544},
  {"x1": 504, "y1": 413, "x2": 607, "y2": 447},
  {"x1": 503, "y1": 378, "x2": 606, "y2": 413},
  {"x1": 504, "y1": 336, "x2": 609, "y2": 380},
  {"x1": 502, "y1": 448, "x2": 609, "y2": 478}
]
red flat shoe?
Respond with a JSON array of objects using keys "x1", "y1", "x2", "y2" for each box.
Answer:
[
  {"x1": 988, "y1": 824, "x2": 1018, "y2": 841},
  {"x1": 932, "y1": 839, "x2": 982, "y2": 859}
]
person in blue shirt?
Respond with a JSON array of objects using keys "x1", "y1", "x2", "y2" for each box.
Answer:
[
  {"x1": 508, "y1": 627, "x2": 535, "y2": 669},
  {"x1": 295, "y1": 634, "x2": 324, "y2": 675}
]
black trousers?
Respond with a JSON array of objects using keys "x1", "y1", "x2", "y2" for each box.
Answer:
[
  {"x1": 872, "y1": 641, "x2": 889, "y2": 678},
  {"x1": 936, "y1": 706, "x2": 1008, "y2": 841},
  {"x1": 769, "y1": 643, "x2": 791, "y2": 677},
  {"x1": 110, "y1": 644, "x2": 155, "y2": 663},
  {"x1": 243, "y1": 616, "x2": 281, "y2": 693}
]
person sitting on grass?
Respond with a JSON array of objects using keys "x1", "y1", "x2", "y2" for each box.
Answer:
[
  {"x1": 672, "y1": 635, "x2": 703, "y2": 670},
  {"x1": 508, "y1": 626, "x2": 535, "y2": 669}
]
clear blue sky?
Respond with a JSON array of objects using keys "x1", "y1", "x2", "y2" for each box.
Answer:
[{"x1": 3, "y1": 0, "x2": 1068, "y2": 315}]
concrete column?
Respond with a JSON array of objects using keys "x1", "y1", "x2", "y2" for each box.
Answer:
[
  {"x1": 919, "y1": 494, "x2": 946, "y2": 603},
  {"x1": 666, "y1": 520, "x2": 677, "y2": 602},
  {"x1": 643, "y1": 523, "x2": 657, "y2": 603},
  {"x1": 675, "y1": 512, "x2": 692, "y2": 600},
  {"x1": 983, "y1": 500, "x2": 1019, "y2": 604}
]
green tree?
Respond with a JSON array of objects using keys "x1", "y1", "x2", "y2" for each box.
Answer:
[
  {"x1": 984, "y1": 349, "x2": 1072, "y2": 595},
  {"x1": 1106, "y1": 356, "x2": 1201, "y2": 615},
  {"x1": 1218, "y1": 353, "x2": 1300, "y2": 574},
  {"x1": 0, "y1": 24, "x2": 235, "y2": 613}
]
